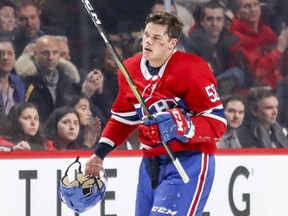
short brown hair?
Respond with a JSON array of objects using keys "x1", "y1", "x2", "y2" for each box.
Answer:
[{"x1": 145, "y1": 12, "x2": 184, "y2": 39}]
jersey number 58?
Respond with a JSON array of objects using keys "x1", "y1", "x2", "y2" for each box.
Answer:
[{"x1": 205, "y1": 84, "x2": 220, "y2": 102}]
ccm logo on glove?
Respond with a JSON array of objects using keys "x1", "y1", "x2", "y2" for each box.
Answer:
[
  {"x1": 170, "y1": 109, "x2": 188, "y2": 135},
  {"x1": 138, "y1": 108, "x2": 194, "y2": 148}
]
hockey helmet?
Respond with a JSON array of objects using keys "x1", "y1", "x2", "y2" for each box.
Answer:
[{"x1": 59, "y1": 157, "x2": 107, "y2": 213}]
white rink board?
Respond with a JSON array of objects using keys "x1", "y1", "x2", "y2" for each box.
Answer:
[{"x1": 1, "y1": 154, "x2": 288, "y2": 216}]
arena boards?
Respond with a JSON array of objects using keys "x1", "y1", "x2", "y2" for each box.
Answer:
[{"x1": 0, "y1": 149, "x2": 287, "y2": 216}]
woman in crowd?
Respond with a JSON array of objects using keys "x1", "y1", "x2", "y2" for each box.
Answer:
[
  {"x1": 44, "y1": 106, "x2": 81, "y2": 150},
  {"x1": 61, "y1": 94, "x2": 102, "y2": 149},
  {"x1": 0, "y1": 102, "x2": 45, "y2": 151},
  {"x1": 88, "y1": 43, "x2": 125, "y2": 122}
]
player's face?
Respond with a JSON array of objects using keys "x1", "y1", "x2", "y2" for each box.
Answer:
[
  {"x1": 143, "y1": 23, "x2": 177, "y2": 67},
  {"x1": 18, "y1": 5, "x2": 40, "y2": 39},
  {"x1": 57, "y1": 113, "x2": 80, "y2": 143},
  {"x1": 74, "y1": 98, "x2": 92, "y2": 126},
  {"x1": 0, "y1": 42, "x2": 15, "y2": 74},
  {"x1": 252, "y1": 96, "x2": 278, "y2": 127},
  {"x1": 236, "y1": 0, "x2": 261, "y2": 25},
  {"x1": 18, "y1": 108, "x2": 40, "y2": 136},
  {"x1": 224, "y1": 100, "x2": 245, "y2": 129},
  {"x1": 0, "y1": 6, "x2": 15, "y2": 32},
  {"x1": 201, "y1": 8, "x2": 225, "y2": 39}
]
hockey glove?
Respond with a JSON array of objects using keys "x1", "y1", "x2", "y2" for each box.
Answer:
[{"x1": 139, "y1": 108, "x2": 194, "y2": 146}]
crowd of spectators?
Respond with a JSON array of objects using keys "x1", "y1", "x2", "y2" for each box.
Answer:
[{"x1": 0, "y1": 0, "x2": 288, "y2": 151}]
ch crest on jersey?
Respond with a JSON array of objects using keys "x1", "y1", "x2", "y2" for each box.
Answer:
[{"x1": 135, "y1": 97, "x2": 178, "y2": 119}]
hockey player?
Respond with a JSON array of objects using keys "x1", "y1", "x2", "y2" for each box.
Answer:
[{"x1": 85, "y1": 12, "x2": 226, "y2": 215}]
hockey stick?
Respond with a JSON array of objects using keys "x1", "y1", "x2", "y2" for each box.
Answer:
[{"x1": 80, "y1": 0, "x2": 189, "y2": 183}]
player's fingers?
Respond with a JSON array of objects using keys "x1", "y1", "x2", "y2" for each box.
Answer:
[
  {"x1": 85, "y1": 155, "x2": 103, "y2": 176},
  {"x1": 85, "y1": 164, "x2": 100, "y2": 177}
]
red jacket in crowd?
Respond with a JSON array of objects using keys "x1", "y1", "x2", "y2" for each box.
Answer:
[{"x1": 229, "y1": 18, "x2": 284, "y2": 89}]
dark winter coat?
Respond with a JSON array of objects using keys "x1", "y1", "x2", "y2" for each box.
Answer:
[
  {"x1": 237, "y1": 120, "x2": 288, "y2": 148},
  {"x1": 186, "y1": 26, "x2": 240, "y2": 77},
  {"x1": 14, "y1": 54, "x2": 80, "y2": 123}
]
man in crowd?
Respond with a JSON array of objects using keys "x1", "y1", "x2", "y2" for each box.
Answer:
[
  {"x1": 0, "y1": 37, "x2": 25, "y2": 126},
  {"x1": 229, "y1": 0, "x2": 288, "y2": 94},
  {"x1": 217, "y1": 94, "x2": 245, "y2": 148},
  {"x1": 14, "y1": 1, "x2": 64, "y2": 57},
  {"x1": 186, "y1": 1, "x2": 243, "y2": 97},
  {"x1": 14, "y1": 35, "x2": 80, "y2": 122},
  {"x1": 237, "y1": 87, "x2": 288, "y2": 148}
]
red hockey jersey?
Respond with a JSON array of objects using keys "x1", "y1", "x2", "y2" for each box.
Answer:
[{"x1": 99, "y1": 51, "x2": 227, "y2": 157}]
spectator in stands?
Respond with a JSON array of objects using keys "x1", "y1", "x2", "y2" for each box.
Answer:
[
  {"x1": 61, "y1": 94, "x2": 102, "y2": 149},
  {"x1": 0, "y1": 1, "x2": 17, "y2": 40},
  {"x1": 55, "y1": 35, "x2": 87, "y2": 84},
  {"x1": 0, "y1": 102, "x2": 45, "y2": 151},
  {"x1": 55, "y1": 35, "x2": 70, "y2": 61},
  {"x1": 151, "y1": 0, "x2": 178, "y2": 16},
  {"x1": 229, "y1": 0, "x2": 288, "y2": 95},
  {"x1": 44, "y1": 106, "x2": 81, "y2": 150},
  {"x1": 237, "y1": 87, "x2": 288, "y2": 148},
  {"x1": 14, "y1": 1, "x2": 64, "y2": 57},
  {"x1": 83, "y1": 45, "x2": 141, "y2": 149},
  {"x1": 81, "y1": 68, "x2": 107, "y2": 123},
  {"x1": 14, "y1": 35, "x2": 80, "y2": 123},
  {"x1": 88, "y1": 44, "x2": 124, "y2": 122},
  {"x1": 186, "y1": 1, "x2": 243, "y2": 97},
  {"x1": 0, "y1": 37, "x2": 25, "y2": 126},
  {"x1": 217, "y1": 94, "x2": 245, "y2": 148}
]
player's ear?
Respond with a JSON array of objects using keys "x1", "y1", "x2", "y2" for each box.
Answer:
[{"x1": 169, "y1": 38, "x2": 178, "y2": 49}]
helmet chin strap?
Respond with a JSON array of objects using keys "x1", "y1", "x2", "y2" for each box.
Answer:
[{"x1": 59, "y1": 157, "x2": 107, "y2": 213}]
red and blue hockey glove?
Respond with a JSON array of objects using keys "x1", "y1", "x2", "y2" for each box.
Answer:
[{"x1": 138, "y1": 108, "x2": 194, "y2": 147}]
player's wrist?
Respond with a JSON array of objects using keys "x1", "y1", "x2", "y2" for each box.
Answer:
[
  {"x1": 184, "y1": 121, "x2": 195, "y2": 139},
  {"x1": 183, "y1": 115, "x2": 195, "y2": 139},
  {"x1": 94, "y1": 142, "x2": 114, "y2": 159}
]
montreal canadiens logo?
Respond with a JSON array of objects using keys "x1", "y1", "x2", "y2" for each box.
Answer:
[{"x1": 135, "y1": 97, "x2": 178, "y2": 119}]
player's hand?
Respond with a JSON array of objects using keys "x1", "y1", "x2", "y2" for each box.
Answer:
[
  {"x1": 85, "y1": 154, "x2": 103, "y2": 177},
  {"x1": 138, "y1": 122, "x2": 161, "y2": 149},
  {"x1": 138, "y1": 108, "x2": 194, "y2": 146}
]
